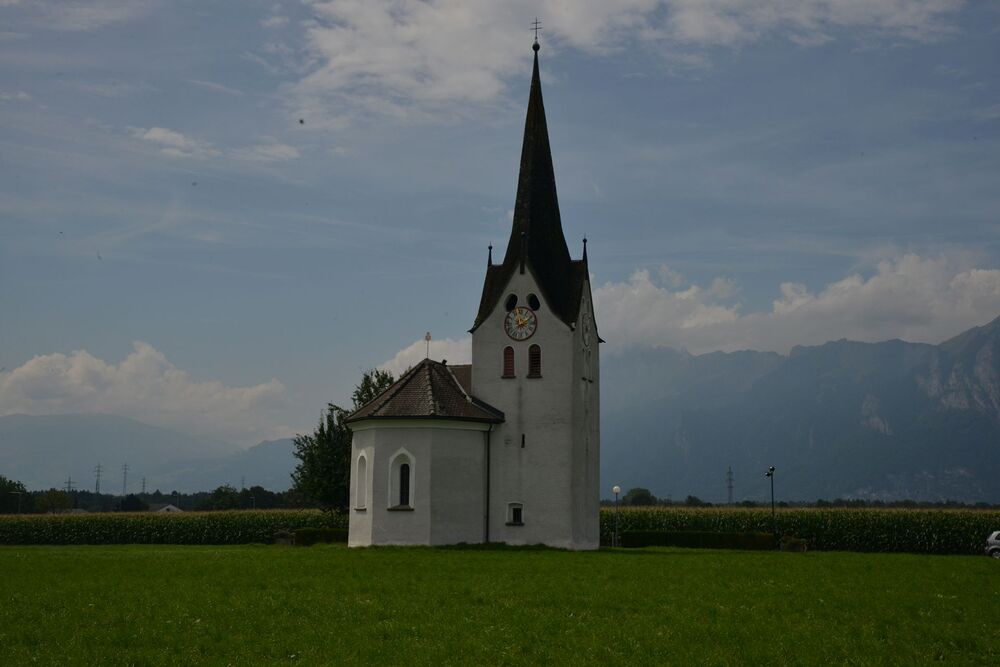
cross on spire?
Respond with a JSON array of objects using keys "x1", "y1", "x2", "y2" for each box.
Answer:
[{"x1": 532, "y1": 18, "x2": 542, "y2": 44}]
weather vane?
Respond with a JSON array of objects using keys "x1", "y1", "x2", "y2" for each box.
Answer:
[{"x1": 532, "y1": 17, "x2": 542, "y2": 43}]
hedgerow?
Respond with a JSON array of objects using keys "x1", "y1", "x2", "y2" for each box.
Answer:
[
  {"x1": 599, "y1": 507, "x2": 1000, "y2": 555},
  {"x1": 0, "y1": 510, "x2": 347, "y2": 545},
  {"x1": 2, "y1": 507, "x2": 997, "y2": 554}
]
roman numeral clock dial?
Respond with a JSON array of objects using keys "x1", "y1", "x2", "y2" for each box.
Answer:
[{"x1": 504, "y1": 306, "x2": 537, "y2": 341}]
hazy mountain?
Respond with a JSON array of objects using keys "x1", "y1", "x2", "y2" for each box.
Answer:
[
  {"x1": 0, "y1": 414, "x2": 297, "y2": 493},
  {"x1": 602, "y1": 315, "x2": 1000, "y2": 503},
  {"x1": 146, "y1": 438, "x2": 297, "y2": 493},
  {"x1": 0, "y1": 414, "x2": 239, "y2": 491},
  {"x1": 5, "y1": 317, "x2": 999, "y2": 500}
]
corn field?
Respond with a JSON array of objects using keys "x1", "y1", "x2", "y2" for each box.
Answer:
[
  {"x1": 0, "y1": 510, "x2": 346, "y2": 545},
  {"x1": 1, "y1": 507, "x2": 996, "y2": 554},
  {"x1": 599, "y1": 506, "x2": 1000, "y2": 555}
]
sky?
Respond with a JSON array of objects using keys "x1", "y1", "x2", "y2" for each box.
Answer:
[{"x1": 1, "y1": 0, "x2": 999, "y2": 446}]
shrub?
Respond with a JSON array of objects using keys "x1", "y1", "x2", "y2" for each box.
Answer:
[
  {"x1": 293, "y1": 527, "x2": 348, "y2": 546},
  {"x1": 600, "y1": 507, "x2": 1000, "y2": 555},
  {"x1": 0, "y1": 510, "x2": 347, "y2": 545},
  {"x1": 622, "y1": 530, "x2": 774, "y2": 550}
]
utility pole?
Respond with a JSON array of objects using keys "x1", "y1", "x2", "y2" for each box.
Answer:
[
  {"x1": 726, "y1": 467, "x2": 735, "y2": 505},
  {"x1": 121, "y1": 463, "x2": 129, "y2": 496},
  {"x1": 64, "y1": 476, "x2": 74, "y2": 493},
  {"x1": 241, "y1": 475, "x2": 246, "y2": 491},
  {"x1": 94, "y1": 463, "x2": 103, "y2": 495},
  {"x1": 141, "y1": 477, "x2": 146, "y2": 495}
]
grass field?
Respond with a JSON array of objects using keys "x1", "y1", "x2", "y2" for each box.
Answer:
[{"x1": 1, "y1": 545, "x2": 997, "y2": 665}]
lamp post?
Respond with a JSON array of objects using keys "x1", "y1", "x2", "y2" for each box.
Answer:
[
  {"x1": 612, "y1": 485, "x2": 621, "y2": 547},
  {"x1": 764, "y1": 466, "x2": 776, "y2": 545}
]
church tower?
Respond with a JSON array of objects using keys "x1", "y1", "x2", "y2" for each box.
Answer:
[{"x1": 470, "y1": 41, "x2": 600, "y2": 550}]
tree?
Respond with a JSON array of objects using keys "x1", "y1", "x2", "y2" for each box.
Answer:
[
  {"x1": 622, "y1": 487, "x2": 657, "y2": 506},
  {"x1": 291, "y1": 369, "x2": 395, "y2": 511},
  {"x1": 120, "y1": 494, "x2": 149, "y2": 512},
  {"x1": 197, "y1": 485, "x2": 241, "y2": 511},
  {"x1": 0, "y1": 475, "x2": 28, "y2": 513}
]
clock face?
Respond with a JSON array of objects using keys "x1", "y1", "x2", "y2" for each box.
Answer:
[{"x1": 504, "y1": 306, "x2": 537, "y2": 341}]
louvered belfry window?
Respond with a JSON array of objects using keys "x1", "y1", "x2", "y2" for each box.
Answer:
[
  {"x1": 528, "y1": 344, "x2": 541, "y2": 378},
  {"x1": 502, "y1": 346, "x2": 515, "y2": 378}
]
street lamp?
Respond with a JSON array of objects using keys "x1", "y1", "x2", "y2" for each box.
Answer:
[
  {"x1": 764, "y1": 466, "x2": 776, "y2": 544},
  {"x1": 612, "y1": 485, "x2": 621, "y2": 547}
]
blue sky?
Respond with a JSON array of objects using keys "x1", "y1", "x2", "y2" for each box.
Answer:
[{"x1": 2, "y1": 0, "x2": 999, "y2": 445}]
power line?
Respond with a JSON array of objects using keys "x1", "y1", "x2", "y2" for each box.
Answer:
[
  {"x1": 141, "y1": 477, "x2": 146, "y2": 495},
  {"x1": 64, "y1": 476, "x2": 75, "y2": 493},
  {"x1": 726, "y1": 466, "x2": 735, "y2": 505},
  {"x1": 121, "y1": 463, "x2": 129, "y2": 496},
  {"x1": 94, "y1": 463, "x2": 103, "y2": 495}
]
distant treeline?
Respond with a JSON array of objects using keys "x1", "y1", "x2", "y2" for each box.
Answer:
[
  {"x1": 598, "y1": 487, "x2": 1000, "y2": 510},
  {"x1": 0, "y1": 475, "x2": 314, "y2": 514}
]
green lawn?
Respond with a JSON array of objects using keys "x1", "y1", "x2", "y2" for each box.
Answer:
[{"x1": 1, "y1": 545, "x2": 997, "y2": 665}]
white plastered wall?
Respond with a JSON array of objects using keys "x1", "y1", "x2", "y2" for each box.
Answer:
[{"x1": 471, "y1": 265, "x2": 599, "y2": 549}]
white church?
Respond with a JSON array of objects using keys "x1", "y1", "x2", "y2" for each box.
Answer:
[{"x1": 346, "y1": 42, "x2": 601, "y2": 550}]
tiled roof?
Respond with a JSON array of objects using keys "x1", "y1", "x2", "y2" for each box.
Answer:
[
  {"x1": 472, "y1": 46, "x2": 587, "y2": 332},
  {"x1": 346, "y1": 359, "x2": 503, "y2": 424}
]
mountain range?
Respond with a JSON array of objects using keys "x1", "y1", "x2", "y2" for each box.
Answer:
[
  {"x1": 602, "y1": 315, "x2": 1000, "y2": 503},
  {"x1": 2, "y1": 316, "x2": 998, "y2": 501}
]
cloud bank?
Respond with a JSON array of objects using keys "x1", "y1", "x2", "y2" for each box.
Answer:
[
  {"x1": 0, "y1": 342, "x2": 291, "y2": 445},
  {"x1": 379, "y1": 337, "x2": 472, "y2": 376},
  {"x1": 291, "y1": 0, "x2": 964, "y2": 124},
  {"x1": 381, "y1": 253, "x2": 1000, "y2": 365},
  {"x1": 594, "y1": 254, "x2": 1000, "y2": 354}
]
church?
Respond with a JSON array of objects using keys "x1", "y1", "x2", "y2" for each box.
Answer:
[{"x1": 346, "y1": 41, "x2": 601, "y2": 550}]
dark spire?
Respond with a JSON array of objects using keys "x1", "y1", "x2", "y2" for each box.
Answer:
[
  {"x1": 487, "y1": 244, "x2": 493, "y2": 265},
  {"x1": 500, "y1": 44, "x2": 572, "y2": 289},
  {"x1": 471, "y1": 42, "x2": 588, "y2": 331},
  {"x1": 582, "y1": 236, "x2": 588, "y2": 262}
]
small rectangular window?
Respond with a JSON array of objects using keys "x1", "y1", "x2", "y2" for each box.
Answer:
[{"x1": 506, "y1": 502, "x2": 523, "y2": 526}]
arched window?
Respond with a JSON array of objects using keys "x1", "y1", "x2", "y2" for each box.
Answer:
[
  {"x1": 355, "y1": 455, "x2": 367, "y2": 510},
  {"x1": 388, "y1": 450, "x2": 414, "y2": 509},
  {"x1": 502, "y1": 346, "x2": 515, "y2": 378},
  {"x1": 399, "y1": 463, "x2": 410, "y2": 507},
  {"x1": 528, "y1": 344, "x2": 541, "y2": 378},
  {"x1": 505, "y1": 294, "x2": 518, "y2": 311},
  {"x1": 527, "y1": 293, "x2": 540, "y2": 311}
]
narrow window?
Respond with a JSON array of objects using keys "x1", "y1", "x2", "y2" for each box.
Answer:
[
  {"x1": 528, "y1": 344, "x2": 541, "y2": 378},
  {"x1": 505, "y1": 294, "x2": 518, "y2": 311},
  {"x1": 355, "y1": 455, "x2": 367, "y2": 509},
  {"x1": 502, "y1": 346, "x2": 515, "y2": 378},
  {"x1": 388, "y1": 451, "x2": 414, "y2": 510},
  {"x1": 507, "y1": 503, "x2": 524, "y2": 526},
  {"x1": 527, "y1": 293, "x2": 540, "y2": 311},
  {"x1": 399, "y1": 463, "x2": 410, "y2": 507}
]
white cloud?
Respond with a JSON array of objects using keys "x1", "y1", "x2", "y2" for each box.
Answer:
[
  {"x1": 0, "y1": 342, "x2": 291, "y2": 444},
  {"x1": 129, "y1": 127, "x2": 300, "y2": 163},
  {"x1": 0, "y1": 90, "x2": 30, "y2": 101},
  {"x1": 288, "y1": 0, "x2": 964, "y2": 124},
  {"x1": 379, "y1": 336, "x2": 471, "y2": 376},
  {"x1": 232, "y1": 141, "x2": 300, "y2": 163},
  {"x1": 261, "y1": 15, "x2": 289, "y2": 29},
  {"x1": 594, "y1": 254, "x2": 1000, "y2": 354},
  {"x1": 11, "y1": 0, "x2": 154, "y2": 31},
  {"x1": 129, "y1": 126, "x2": 220, "y2": 159}
]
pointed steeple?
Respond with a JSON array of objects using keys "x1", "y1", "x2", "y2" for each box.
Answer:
[
  {"x1": 471, "y1": 42, "x2": 588, "y2": 331},
  {"x1": 500, "y1": 42, "x2": 573, "y2": 285}
]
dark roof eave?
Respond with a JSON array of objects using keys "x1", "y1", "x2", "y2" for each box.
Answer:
[{"x1": 346, "y1": 413, "x2": 504, "y2": 427}]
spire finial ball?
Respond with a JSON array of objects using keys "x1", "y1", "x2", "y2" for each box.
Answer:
[{"x1": 532, "y1": 41, "x2": 539, "y2": 52}]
